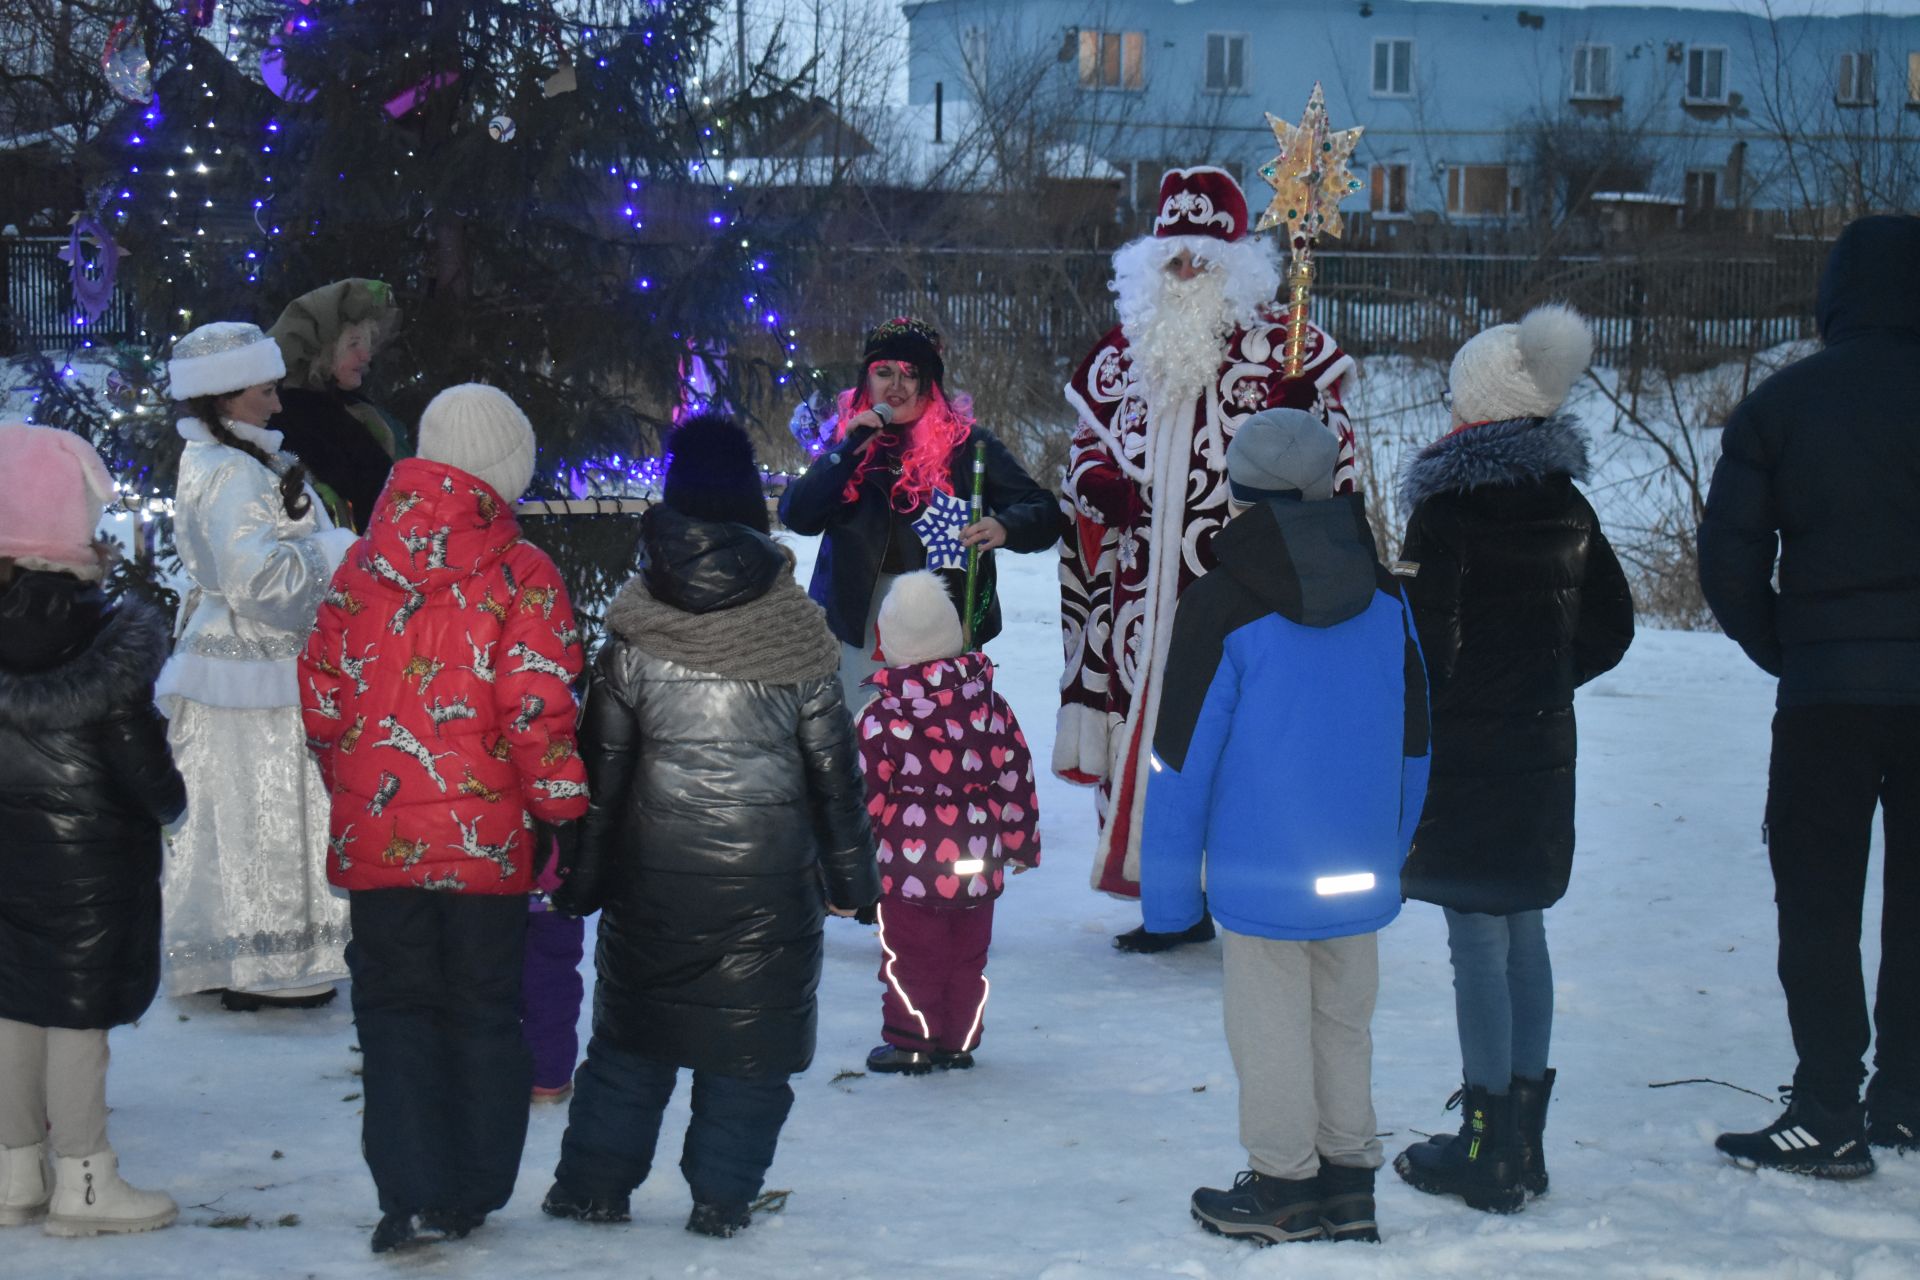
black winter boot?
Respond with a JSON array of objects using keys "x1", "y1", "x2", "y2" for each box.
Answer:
[
  {"x1": 369, "y1": 1212, "x2": 448, "y2": 1254},
  {"x1": 540, "y1": 1181, "x2": 632, "y2": 1223},
  {"x1": 1189, "y1": 1170, "x2": 1323, "y2": 1245},
  {"x1": 1316, "y1": 1159, "x2": 1379, "y2": 1243},
  {"x1": 686, "y1": 1201, "x2": 752, "y2": 1238},
  {"x1": 1394, "y1": 1084, "x2": 1525, "y2": 1214},
  {"x1": 1715, "y1": 1088, "x2": 1874, "y2": 1179},
  {"x1": 1510, "y1": 1069, "x2": 1555, "y2": 1196},
  {"x1": 866, "y1": 1045, "x2": 936, "y2": 1075},
  {"x1": 1866, "y1": 1079, "x2": 1919, "y2": 1153},
  {"x1": 1113, "y1": 910, "x2": 1216, "y2": 954}
]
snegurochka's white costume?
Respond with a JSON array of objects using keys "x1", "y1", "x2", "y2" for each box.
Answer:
[{"x1": 154, "y1": 323, "x2": 358, "y2": 996}]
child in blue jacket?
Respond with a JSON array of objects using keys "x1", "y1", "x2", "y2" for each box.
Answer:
[{"x1": 1141, "y1": 408, "x2": 1429, "y2": 1248}]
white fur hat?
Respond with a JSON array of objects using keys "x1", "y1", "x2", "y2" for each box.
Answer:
[
  {"x1": 1448, "y1": 305, "x2": 1594, "y2": 426},
  {"x1": 876, "y1": 571, "x2": 964, "y2": 667},
  {"x1": 416, "y1": 383, "x2": 536, "y2": 504},
  {"x1": 167, "y1": 321, "x2": 287, "y2": 400}
]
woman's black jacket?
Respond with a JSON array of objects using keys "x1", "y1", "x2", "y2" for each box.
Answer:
[
  {"x1": 0, "y1": 574, "x2": 185, "y2": 1029},
  {"x1": 1395, "y1": 417, "x2": 1635, "y2": 915},
  {"x1": 778, "y1": 423, "x2": 1064, "y2": 647}
]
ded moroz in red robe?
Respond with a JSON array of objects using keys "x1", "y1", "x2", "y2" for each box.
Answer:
[{"x1": 1057, "y1": 308, "x2": 1356, "y2": 898}]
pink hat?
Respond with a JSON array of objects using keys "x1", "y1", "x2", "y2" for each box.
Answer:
[{"x1": 0, "y1": 422, "x2": 117, "y2": 580}]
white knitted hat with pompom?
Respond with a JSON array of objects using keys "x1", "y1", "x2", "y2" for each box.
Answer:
[
  {"x1": 876, "y1": 571, "x2": 964, "y2": 666},
  {"x1": 1448, "y1": 304, "x2": 1594, "y2": 425}
]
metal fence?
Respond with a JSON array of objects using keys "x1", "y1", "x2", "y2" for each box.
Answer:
[
  {"x1": 785, "y1": 246, "x2": 1826, "y2": 373},
  {"x1": 1, "y1": 235, "x2": 139, "y2": 354},
  {"x1": 5, "y1": 233, "x2": 1823, "y2": 370}
]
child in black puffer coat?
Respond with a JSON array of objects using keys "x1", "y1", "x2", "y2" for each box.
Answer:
[{"x1": 0, "y1": 423, "x2": 187, "y2": 1237}]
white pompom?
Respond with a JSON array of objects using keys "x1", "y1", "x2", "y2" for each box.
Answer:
[{"x1": 1515, "y1": 305, "x2": 1594, "y2": 405}]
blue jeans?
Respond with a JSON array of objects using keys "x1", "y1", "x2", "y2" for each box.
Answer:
[
  {"x1": 553, "y1": 1037, "x2": 794, "y2": 1208},
  {"x1": 1443, "y1": 908, "x2": 1553, "y2": 1091}
]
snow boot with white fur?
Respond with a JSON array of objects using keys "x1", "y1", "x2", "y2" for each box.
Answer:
[
  {"x1": 43, "y1": 1149, "x2": 177, "y2": 1236},
  {"x1": 0, "y1": 1143, "x2": 50, "y2": 1226}
]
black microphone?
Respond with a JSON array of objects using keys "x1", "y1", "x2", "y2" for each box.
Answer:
[{"x1": 871, "y1": 401, "x2": 894, "y2": 426}]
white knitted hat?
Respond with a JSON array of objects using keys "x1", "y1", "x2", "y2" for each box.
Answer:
[
  {"x1": 416, "y1": 383, "x2": 536, "y2": 504},
  {"x1": 1448, "y1": 305, "x2": 1594, "y2": 426},
  {"x1": 167, "y1": 321, "x2": 287, "y2": 400},
  {"x1": 876, "y1": 570, "x2": 964, "y2": 666}
]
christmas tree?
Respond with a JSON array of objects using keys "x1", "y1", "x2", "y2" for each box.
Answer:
[{"x1": 35, "y1": 0, "x2": 807, "y2": 616}]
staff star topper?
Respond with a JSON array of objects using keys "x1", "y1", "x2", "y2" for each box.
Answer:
[{"x1": 1256, "y1": 82, "x2": 1365, "y2": 252}]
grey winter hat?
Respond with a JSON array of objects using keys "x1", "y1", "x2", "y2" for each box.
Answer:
[{"x1": 1226, "y1": 408, "x2": 1339, "y2": 502}]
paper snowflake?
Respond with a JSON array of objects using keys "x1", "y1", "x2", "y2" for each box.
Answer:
[{"x1": 912, "y1": 489, "x2": 973, "y2": 572}]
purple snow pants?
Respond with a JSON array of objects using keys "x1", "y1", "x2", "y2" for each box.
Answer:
[
  {"x1": 876, "y1": 899, "x2": 995, "y2": 1054},
  {"x1": 521, "y1": 906, "x2": 586, "y2": 1091}
]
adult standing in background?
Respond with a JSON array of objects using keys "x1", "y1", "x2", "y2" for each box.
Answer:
[
  {"x1": 778, "y1": 318, "x2": 1063, "y2": 701},
  {"x1": 1057, "y1": 166, "x2": 1358, "y2": 950},
  {"x1": 1701, "y1": 214, "x2": 1920, "y2": 1177},
  {"x1": 268, "y1": 277, "x2": 406, "y2": 533}
]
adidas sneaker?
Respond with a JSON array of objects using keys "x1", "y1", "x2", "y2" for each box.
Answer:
[{"x1": 1714, "y1": 1089, "x2": 1875, "y2": 1180}]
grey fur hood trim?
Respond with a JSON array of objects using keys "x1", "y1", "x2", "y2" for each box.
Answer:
[
  {"x1": 1398, "y1": 414, "x2": 1591, "y2": 510},
  {"x1": 0, "y1": 598, "x2": 171, "y2": 729}
]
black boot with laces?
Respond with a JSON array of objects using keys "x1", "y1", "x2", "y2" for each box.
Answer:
[
  {"x1": 1394, "y1": 1083, "x2": 1525, "y2": 1213},
  {"x1": 1189, "y1": 1169, "x2": 1323, "y2": 1245},
  {"x1": 1714, "y1": 1087, "x2": 1874, "y2": 1179}
]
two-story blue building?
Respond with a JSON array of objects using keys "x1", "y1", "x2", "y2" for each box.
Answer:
[{"x1": 902, "y1": 0, "x2": 1920, "y2": 238}]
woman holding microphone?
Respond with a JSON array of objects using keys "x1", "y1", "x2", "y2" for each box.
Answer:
[{"x1": 778, "y1": 317, "x2": 1063, "y2": 697}]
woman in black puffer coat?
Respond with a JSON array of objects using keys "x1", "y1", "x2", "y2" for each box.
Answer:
[
  {"x1": 1391, "y1": 308, "x2": 1633, "y2": 1217},
  {"x1": 545, "y1": 417, "x2": 878, "y2": 1239},
  {"x1": 0, "y1": 423, "x2": 186, "y2": 1234}
]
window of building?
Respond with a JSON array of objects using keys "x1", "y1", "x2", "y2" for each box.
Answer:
[
  {"x1": 1684, "y1": 168, "x2": 1719, "y2": 213},
  {"x1": 1686, "y1": 45, "x2": 1729, "y2": 103},
  {"x1": 1446, "y1": 164, "x2": 1520, "y2": 218},
  {"x1": 1909, "y1": 51, "x2": 1920, "y2": 103},
  {"x1": 1836, "y1": 51, "x2": 1875, "y2": 105},
  {"x1": 1080, "y1": 29, "x2": 1145, "y2": 91},
  {"x1": 1571, "y1": 44, "x2": 1614, "y2": 99},
  {"x1": 1372, "y1": 38, "x2": 1414, "y2": 97},
  {"x1": 1369, "y1": 163, "x2": 1409, "y2": 215},
  {"x1": 1205, "y1": 32, "x2": 1248, "y2": 93}
]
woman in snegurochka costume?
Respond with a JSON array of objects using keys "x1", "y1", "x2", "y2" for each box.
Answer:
[
  {"x1": 267, "y1": 278, "x2": 407, "y2": 534},
  {"x1": 777, "y1": 318, "x2": 1065, "y2": 701},
  {"x1": 156, "y1": 322, "x2": 359, "y2": 1011}
]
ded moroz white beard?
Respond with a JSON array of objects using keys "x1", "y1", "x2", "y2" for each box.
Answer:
[{"x1": 1109, "y1": 234, "x2": 1283, "y2": 410}]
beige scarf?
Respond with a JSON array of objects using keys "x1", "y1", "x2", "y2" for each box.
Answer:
[{"x1": 604, "y1": 569, "x2": 841, "y2": 684}]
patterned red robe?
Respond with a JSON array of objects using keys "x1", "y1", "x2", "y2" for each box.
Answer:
[{"x1": 1057, "y1": 304, "x2": 1356, "y2": 898}]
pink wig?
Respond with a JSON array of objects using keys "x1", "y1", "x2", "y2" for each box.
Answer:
[{"x1": 833, "y1": 382, "x2": 975, "y2": 512}]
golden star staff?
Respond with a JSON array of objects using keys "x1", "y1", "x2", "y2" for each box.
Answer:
[{"x1": 1257, "y1": 83, "x2": 1364, "y2": 379}]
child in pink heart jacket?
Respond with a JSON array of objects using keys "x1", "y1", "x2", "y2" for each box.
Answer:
[{"x1": 854, "y1": 572, "x2": 1039, "y2": 1075}]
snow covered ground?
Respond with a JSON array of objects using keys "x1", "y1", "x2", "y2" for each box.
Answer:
[{"x1": 11, "y1": 534, "x2": 1917, "y2": 1280}]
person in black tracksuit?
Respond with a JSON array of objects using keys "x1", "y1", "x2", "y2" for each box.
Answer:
[{"x1": 1700, "y1": 214, "x2": 1920, "y2": 1175}]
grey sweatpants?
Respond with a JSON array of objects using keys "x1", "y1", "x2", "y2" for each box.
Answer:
[
  {"x1": 1222, "y1": 929, "x2": 1383, "y2": 1180},
  {"x1": 0, "y1": 1016, "x2": 110, "y2": 1158}
]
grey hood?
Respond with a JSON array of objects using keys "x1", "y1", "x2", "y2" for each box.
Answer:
[{"x1": 1211, "y1": 491, "x2": 1381, "y2": 629}]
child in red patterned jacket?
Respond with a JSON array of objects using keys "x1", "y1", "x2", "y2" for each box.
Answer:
[
  {"x1": 855, "y1": 572, "x2": 1039, "y2": 1074},
  {"x1": 300, "y1": 384, "x2": 588, "y2": 1255}
]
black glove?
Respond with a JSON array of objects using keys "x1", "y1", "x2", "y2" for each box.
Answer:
[{"x1": 853, "y1": 901, "x2": 878, "y2": 926}]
